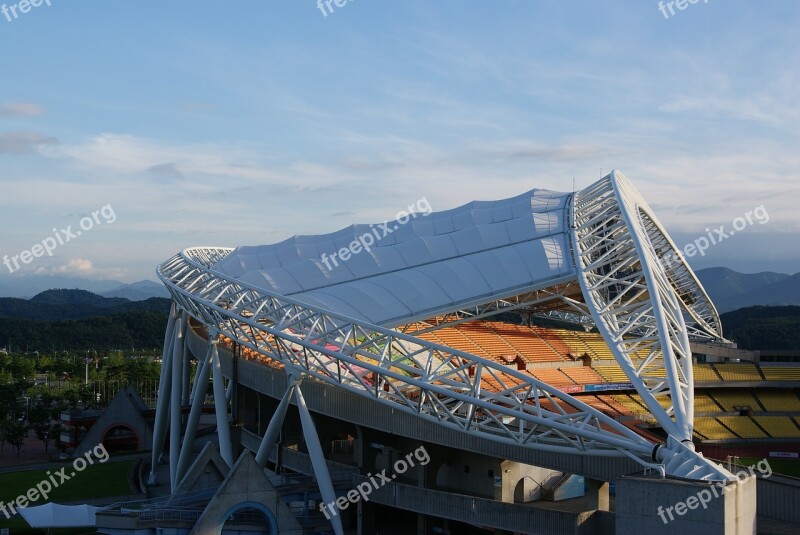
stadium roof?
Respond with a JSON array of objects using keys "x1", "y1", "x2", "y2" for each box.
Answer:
[
  {"x1": 213, "y1": 189, "x2": 576, "y2": 326},
  {"x1": 158, "y1": 170, "x2": 732, "y2": 483}
]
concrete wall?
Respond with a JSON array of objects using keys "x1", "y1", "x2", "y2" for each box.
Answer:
[
  {"x1": 74, "y1": 386, "x2": 151, "y2": 458},
  {"x1": 690, "y1": 342, "x2": 758, "y2": 363},
  {"x1": 354, "y1": 474, "x2": 608, "y2": 535},
  {"x1": 615, "y1": 475, "x2": 757, "y2": 535},
  {"x1": 498, "y1": 459, "x2": 564, "y2": 503},
  {"x1": 190, "y1": 452, "x2": 303, "y2": 535},
  {"x1": 554, "y1": 474, "x2": 585, "y2": 501},
  {"x1": 432, "y1": 450, "x2": 497, "y2": 497},
  {"x1": 756, "y1": 473, "x2": 800, "y2": 525}
]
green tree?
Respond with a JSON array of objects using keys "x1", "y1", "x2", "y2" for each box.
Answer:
[
  {"x1": 29, "y1": 404, "x2": 53, "y2": 452},
  {"x1": 6, "y1": 422, "x2": 27, "y2": 457}
]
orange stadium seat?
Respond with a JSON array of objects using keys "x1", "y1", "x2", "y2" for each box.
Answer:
[
  {"x1": 560, "y1": 366, "x2": 604, "y2": 385},
  {"x1": 594, "y1": 394, "x2": 631, "y2": 416},
  {"x1": 457, "y1": 323, "x2": 519, "y2": 359},
  {"x1": 484, "y1": 322, "x2": 565, "y2": 363},
  {"x1": 531, "y1": 326, "x2": 573, "y2": 358},
  {"x1": 576, "y1": 395, "x2": 624, "y2": 416},
  {"x1": 415, "y1": 327, "x2": 492, "y2": 360},
  {"x1": 527, "y1": 368, "x2": 574, "y2": 387}
]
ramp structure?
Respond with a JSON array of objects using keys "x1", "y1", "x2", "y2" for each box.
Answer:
[{"x1": 151, "y1": 171, "x2": 734, "y2": 534}]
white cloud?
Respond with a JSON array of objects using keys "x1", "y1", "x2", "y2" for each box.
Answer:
[
  {"x1": 33, "y1": 258, "x2": 127, "y2": 280},
  {"x1": 658, "y1": 97, "x2": 787, "y2": 125},
  {"x1": 0, "y1": 103, "x2": 44, "y2": 117},
  {"x1": 0, "y1": 131, "x2": 58, "y2": 154},
  {"x1": 38, "y1": 133, "x2": 346, "y2": 189}
]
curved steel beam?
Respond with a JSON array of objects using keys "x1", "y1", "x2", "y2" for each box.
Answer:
[
  {"x1": 158, "y1": 248, "x2": 656, "y2": 462},
  {"x1": 569, "y1": 171, "x2": 732, "y2": 480},
  {"x1": 154, "y1": 171, "x2": 733, "y2": 482},
  {"x1": 571, "y1": 172, "x2": 694, "y2": 439}
]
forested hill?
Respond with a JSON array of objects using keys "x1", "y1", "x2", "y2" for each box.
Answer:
[
  {"x1": 720, "y1": 305, "x2": 800, "y2": 350},
  {"x1": 0, "y1": 289, "x2": 171, "y2": 351},
  {"x1": 0, "y1": 311, "x2": 169, "y2": 352},
  {"x1": 2, "y1": 291, "x2": 798, "y2": 353},
  {"x1": 0, "y1": 289, "x2": 171, "y2": 321}
]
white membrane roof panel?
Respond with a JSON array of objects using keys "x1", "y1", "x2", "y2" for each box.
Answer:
[{"x1": 213, "y1": 189, "x2": 575, "y2": 325}]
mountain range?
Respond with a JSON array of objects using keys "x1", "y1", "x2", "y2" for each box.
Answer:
[
  {"x1": 0, "y1": 275, "x2": 169, "y2": 300},
  {"x1": 0, "y1": 267, "x2": 797, "y2": 315},
  {"x1": 0, "y1": 286, "x2": 796, "y2": 351},
  {"x1": 0, "y1": 289, "x2": 171, "y2": 321},
  {"x1": 694, "y1": 267, "x2": 800, "y2": 313},
  {"x1": 0, "y1": 288, "x2": 173, "y2": 351}
]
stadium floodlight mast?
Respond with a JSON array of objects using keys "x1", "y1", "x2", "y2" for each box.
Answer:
[{"x1": 149, "y1": 171, "x2": 734, "y2": 532}]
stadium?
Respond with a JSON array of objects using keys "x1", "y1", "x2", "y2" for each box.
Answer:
[{"x1": 97, "y1": 170, "x2": 800, "y2": 534}]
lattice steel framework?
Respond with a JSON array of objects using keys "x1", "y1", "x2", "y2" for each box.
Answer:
[
  {"x1": 570, "y1": 171, "x2": 723, "y2": 443},
  {"x1": 151, "y1": 170, "x2": 734, "y2": 513},
  {"x1": 159, "y1": 247, "x2": 656, "y2": 458}
]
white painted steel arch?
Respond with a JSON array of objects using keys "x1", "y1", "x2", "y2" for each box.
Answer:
[
  {"x1": 570, "y1": 171, "x2": 723, "y2": 444},
  {"x1": 150, "y1": 171, "x2": 734, "y2": 513}
]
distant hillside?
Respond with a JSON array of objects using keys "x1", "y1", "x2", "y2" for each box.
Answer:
[
  {"x1": 0, "y1": 275, "x2": 166, "y2": 300},
  {"x1": 720, "y1": 306, "x2": 800, "y2": 350},
  {"x1": 101, "y1": 280, "x2": 170, "y2": 300},
  {"x1": 0, "y1": 275, "x2": 126, "y2": 298},
  {"x1": 0, "y1": 310, "x2": 169, "y2": 351},
  {"x1": 696, "y1": 267, "x2": 800, "y2": 313},
  {"x1": 0, "y1": 289, "x2": 172, "y2": 321},
  {"x1": 31, "y1": 288, "x2": 129, "y2": 306}
]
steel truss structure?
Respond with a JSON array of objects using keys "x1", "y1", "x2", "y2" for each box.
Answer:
[
  {"x1": 150, "y1": 171, "x2": 734, "y2": 528},
  {"x1": 571, "y1": 173, "x2": 723, "y2": 442}
]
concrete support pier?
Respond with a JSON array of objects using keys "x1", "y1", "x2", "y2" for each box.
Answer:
[
  {"x1": 615, "y1": 473, "x2": 756, "y2": 535},
  {"x1": 585, "y1": 478, "x2": 610, "y2": 511}
]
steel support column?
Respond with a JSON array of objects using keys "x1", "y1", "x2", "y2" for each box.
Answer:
[
  {"x1": 211, "y1": 343, "x2": 234, "y2": 468},
  {"x1": 181, "y1": 331, "x2": 191, "y2": 405},
  {"x1": 295, "y1": 382, "x2": 343, "y2": 535},
  {"x1": 189, "y1": 338, "x2": 210, "y2": 403},
  {"x1": 169, "y1": 314, "x2": 186, "y2": 492},
  {"x1": 254, "y1": 377, "x2": 297, "y2": 467},
  {"x1": 176, "y1": 339, "x2": 214, "y2": 485},
  {"x1": 148, "y1": 304, "x2": 177, "y2": 485}
]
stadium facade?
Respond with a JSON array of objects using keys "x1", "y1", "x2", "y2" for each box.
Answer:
[{"x1": 101, "y1": 170, "x2": 795, "y2": 534}]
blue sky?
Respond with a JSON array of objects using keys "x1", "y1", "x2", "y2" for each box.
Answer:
[{"x1": 1, "y1": 0, "x2": 798, "y2": 282}]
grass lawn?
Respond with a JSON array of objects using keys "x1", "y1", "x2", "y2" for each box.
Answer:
[
  {"x1": 0, "y1": 459, "x2": 135, "y2": 534},
  {"x1": 738, "y1": 457, "x2": 800, "y2": 478}
]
